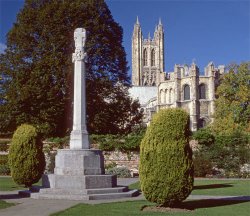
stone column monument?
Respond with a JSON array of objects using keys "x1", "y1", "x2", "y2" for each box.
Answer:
[
  {"x1": 70, "y1": 28, "x2": 89, "y2": 150},
  {"x1": 27, "y1": 28, "x2": 138, "y2": 200}
]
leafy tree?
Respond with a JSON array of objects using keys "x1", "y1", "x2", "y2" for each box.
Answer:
[
  {"x1": 208, "y1": 130, "x2": 250, "y2": 177},
  {"x1": 192, "y1": 127, "x2": 215, "y2": 147},
  {"x1": 140, "y1": 108, "x2": 193, "y2": 207},
  {"x1": 8, "y1": 124, "x2": 45, "y2": 187},
  {"x1": 213, "y1": 62, "x2": 250, "y2": 134},
  {"x1": 0, "y1": 0, "x2": 142, "y2": 137}
]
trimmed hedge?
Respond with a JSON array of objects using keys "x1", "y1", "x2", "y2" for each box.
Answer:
[
  {"x1": 90, "y1": 128, "x2": 145, "y2": 152},
  {"x1": 140, "y1": 108, "x2": 194, "y2": 207},
  {"x1": 8, "y1": 124, "x2": 45, "y2": 187}
]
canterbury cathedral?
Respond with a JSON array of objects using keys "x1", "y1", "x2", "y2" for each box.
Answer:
[{"x1": 129, "y1": 18, "x2": 225, "y2": 131}]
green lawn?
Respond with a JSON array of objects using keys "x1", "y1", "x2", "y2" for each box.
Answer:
[
  {"x1": 129, "y1": 179, "x2": 250, "y2": 196},
  {"x1": 0, "y1": 200, "x2": 15, "y2": 210},
  {"x1": 0, "y1": 177, "x2": 25, "y2": 191},
  {"x1": 0, "y1": 176, "x2": 41, "y2": 191},
  {"x1": 51, "y1": 200, "x2": 250, "y2": 216},
  {"x1": 52, "y1": 179, "x2": 250, "y2": 216}
]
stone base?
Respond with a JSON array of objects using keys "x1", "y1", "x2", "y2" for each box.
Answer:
[
  {"x1": 42, "y1": 174, "x2": 117, "y2": 189},
  {"x1": 29, "y1": 149, "x2": 139, "y2": 200},
  {"x1": 20, "y1": 186, "x2": 139, "y2": 200}
]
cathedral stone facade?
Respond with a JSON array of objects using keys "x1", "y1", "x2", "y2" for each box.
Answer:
[{"x1": 130, "y1": 18, "x2": 225, "y2": 131}]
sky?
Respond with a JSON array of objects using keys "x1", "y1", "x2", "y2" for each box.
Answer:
[{"x1": 0, "y1": 0, "x2": 250, "y2": 75}]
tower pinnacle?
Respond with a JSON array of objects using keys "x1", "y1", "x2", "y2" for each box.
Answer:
[
  {"x1": 159, "y1": 18, "x2": 162, "y2": 26},
  {"x1": 136, "y1": 16, "x2": 140, "y2": 25}
]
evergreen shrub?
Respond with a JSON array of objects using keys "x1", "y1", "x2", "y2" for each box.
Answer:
[
  {"x1": 8, "y1": 124, "x2": 45, "y2": 187},
  {"x1": 140, "y1": 108, "x2": 194, "y2": 207}
]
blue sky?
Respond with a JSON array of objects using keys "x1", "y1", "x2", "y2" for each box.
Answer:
[{"x1": 1, "y1": 0, "x2": 249, "y2": 75}]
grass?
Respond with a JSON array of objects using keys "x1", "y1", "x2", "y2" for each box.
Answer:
[
  {"x1": 129, "y1": 179, "x2": 250, "y2": 196},
  {"x1": 51, "y1": 200, "x2": 250, "y2": 216},
  {"x1": 0, "y1": 176, "x2": 42, "y2": 191},
  {"x1": 0, "y1": 200, "x2": 15, "y2": 210},
  {"x1": 52, "y1": 179, "x2": 250, "y2": 216}
]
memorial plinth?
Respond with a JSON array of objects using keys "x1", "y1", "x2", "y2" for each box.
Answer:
[{"x1": 24, "y1": 28, "x2": 138, "y2": 200}]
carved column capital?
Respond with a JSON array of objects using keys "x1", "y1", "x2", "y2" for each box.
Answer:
[{"x1": 72, "y1": 49, "x2": 87, "y2": 62}]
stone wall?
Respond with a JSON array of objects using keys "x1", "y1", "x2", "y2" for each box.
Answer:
[{"x1": 103, "y1": 151, "x2": 140, "y2": 176}]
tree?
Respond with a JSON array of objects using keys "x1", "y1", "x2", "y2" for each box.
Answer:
[
  {"x1": 213, "y1": 62, "x2": 250, "y2": 134},
  {"x1": 8, "y1": 124, "x2": 45, "y2": 187},
  {"x1": 208, "y1": 131, "x2": 250, "y2": 177},
  {"x1": 0, "y1": 0, "x2": 142, "y2": 137},
  {"x1": 139, "y1": 108, "x2": 194, "y2": 207}
]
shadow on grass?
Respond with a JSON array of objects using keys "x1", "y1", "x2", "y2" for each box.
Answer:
[
  {"x1": 194, "y1": 183, "x2": 233, "y2": 190},
  {"x1": 179, "y1": 197, "x2": 250, "y2": 210}
]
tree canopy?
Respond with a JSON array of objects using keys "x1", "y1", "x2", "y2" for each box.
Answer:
[
  {"x1": 212, "y1": 62, "x2": 250, "y2": 134},
  {"x1": 0, "y1": 0, "x2": 142, "y2": 136}
]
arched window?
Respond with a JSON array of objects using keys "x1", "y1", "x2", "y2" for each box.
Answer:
[
  {"x1": 151, "y1": 49, "x2": 155, "y2": 66},
  {"x1": 184, "y1": 85, "x2": 190, "y2": 100},
  {"x1": 160, "y1": 89, "x2": 165, "y2": 104},
  {"x1": 165, "y1": 89, "x2": 168, "y2": 103},
  {"x1": 143, "y1": 49, "x2": 148, "y2": 66},
  {"x1": 199, "y1": 119, "x2": 206, "y2": 128},
  {"x1": 169, "y1": 89, "x2": 174, "y2": 104},
  {"x1": 199, "y1": 84, "x2": 206, "y2": 99}
]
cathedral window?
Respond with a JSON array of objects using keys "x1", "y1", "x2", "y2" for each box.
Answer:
[
  {"x1": 199, "y1": 118, "x2": 206, "y2": 128},
  {"x1": 165, "y1": 89, "x2": 168, "y2": 103},
  {"x1": 151, "y1": 49, "x2": 155, "y2": 66},
  {"x1": 160, "y1": 89, "x2": 165, "y2": 104},
  {"x1": 169, "y1": 88, "x2": 173, "y2": 103},
  {"x1": 143, "y1": 49, "x2": 148, "y2": 66},
  {"x1": 199, "y1": 84, "x2": 206, "y2": 99},
  {"x1": 184, "y1": 85, "x2": 190, "y2": 100}
]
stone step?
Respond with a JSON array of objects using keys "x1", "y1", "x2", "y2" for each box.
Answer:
[
  {"x1": 88, "y1": 189, "x2": 140, "y2": 200},
  {"x1": 20, "y1": 189, "x2": 139, "y2": 201},
  {"x1": 38, "y1": 186, "x2": 128, "y2": 195},
  {"x1": 31, "y1": 193, "x2": 89, "y2": 201}
]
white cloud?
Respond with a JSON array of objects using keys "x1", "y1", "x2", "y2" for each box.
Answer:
[{"x1": 0, "y1": 43, "x2": 7, "y2": 54}]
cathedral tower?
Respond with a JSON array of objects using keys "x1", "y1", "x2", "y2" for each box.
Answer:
[{"x1": 132, "y1": 18, "x2": 165, "y2": 86}]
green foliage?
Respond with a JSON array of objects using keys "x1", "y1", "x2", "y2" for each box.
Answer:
[
  {"x1": 193, "y1": 152, "x2": 213, "y2": 177},
  {"x1": 0, "y1": 0, "x2": 142, "y2": 137},
  {"x1": 0, "y1": 142, "x2": 9, "y2": 152},
  {"x1": 104, "y1": 161, "x2": 117, "y2": 170},
  {"x1": 213, "y1": 62, "x2": 250, "y2": 134},
  {"x1": 192, "y1": 128, "x2": 215, "y2": 147},
  {"x1": 139, "y1": 108, "x2": 194, "y2": 207},
  {"x1": 106, "y1": 166, "x2": 131, "y2": 178},
  {"x1": 208, "y1": 131, "x2": 250, "y2": 177},
  {"x1": 0, "y1": 155, "x2": 10, "y2": 175},
  {"x1": 47, "y1": 136, "x2": 69, "y2": 149},
  {"x1": 8, "y1": 124, "x2": 45, "y2": 187},
  {"x1": 0, "y1": 154, "x2": 8, "y2": 165},
  {"x1": 193, "y1": 127, "x2": 250, "y2": 178},
  {"x1": 90, "y1": 128, "x2": 145, "y2": 152}
]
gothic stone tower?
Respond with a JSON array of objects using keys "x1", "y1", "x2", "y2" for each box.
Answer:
[{"x1": 132, "y1": 17, "x2": 164, "y2": 86}]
